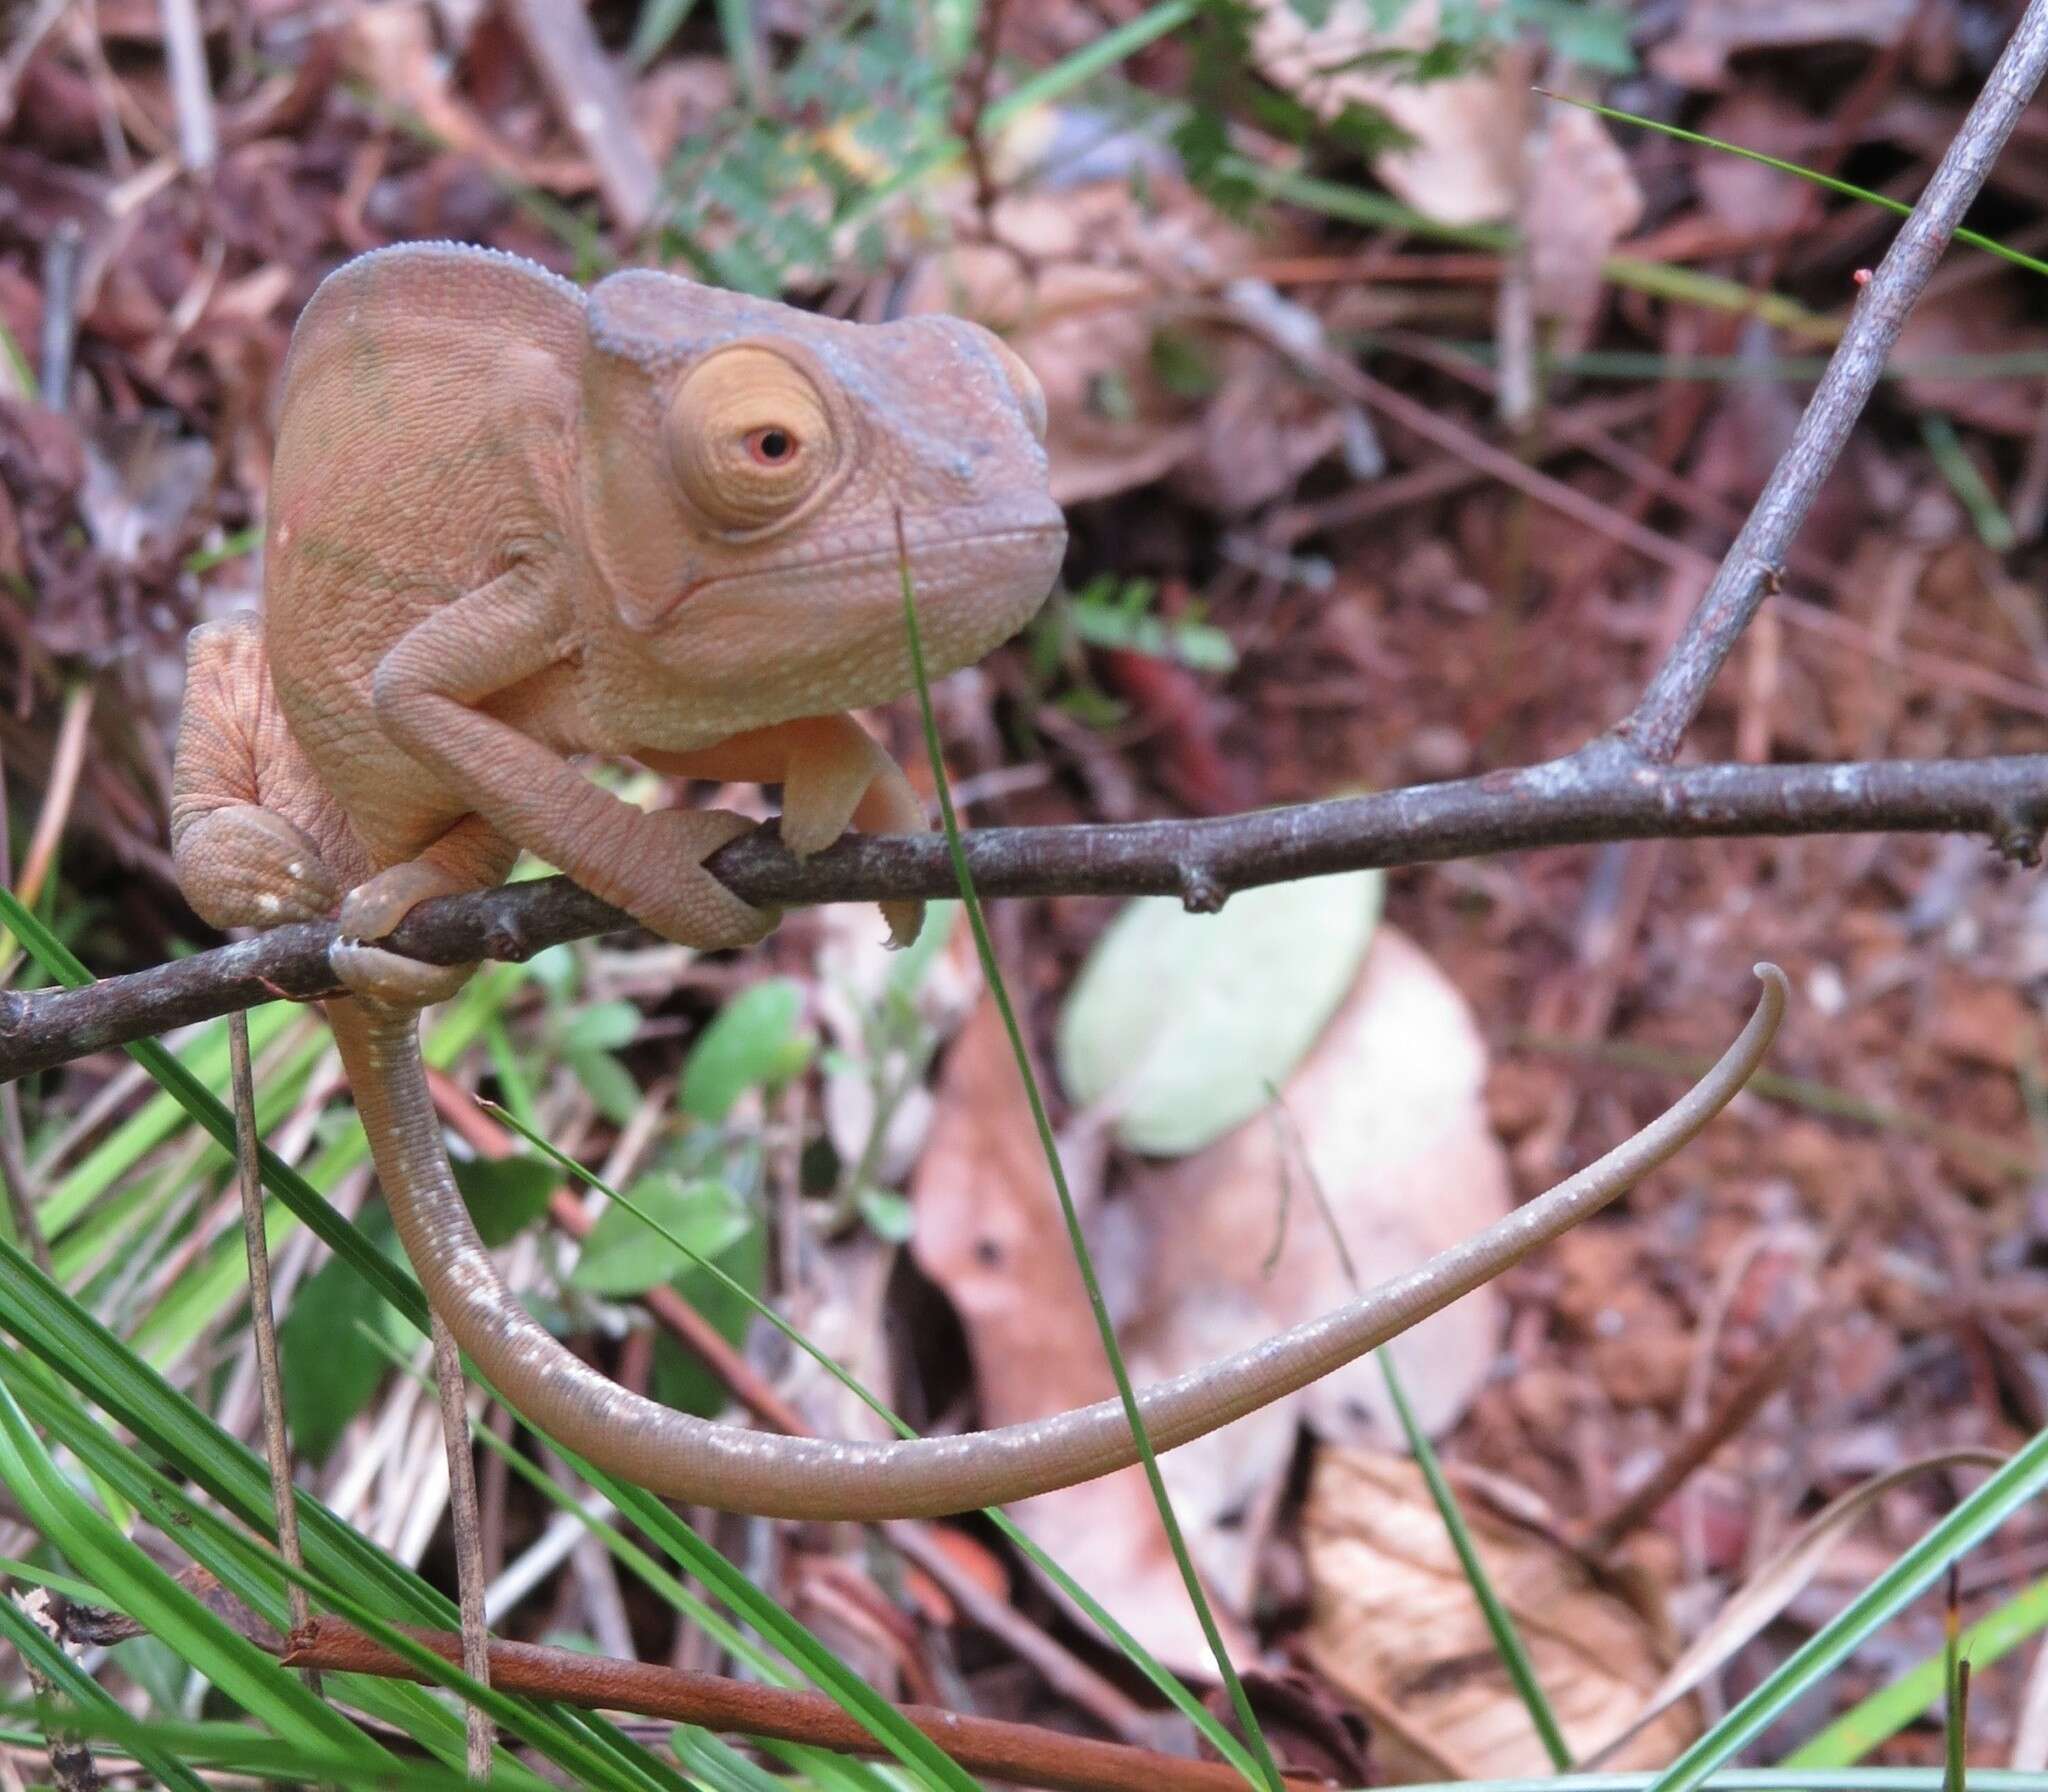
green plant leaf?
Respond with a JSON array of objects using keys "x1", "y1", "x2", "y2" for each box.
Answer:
[
  {"x1": 452, "y1": 1153, "x2": 558, "y2": 1248},
  {"x1": 1057, "y1": 870, "x2": 1384, "y2": 1154},
  {"x1": 279, "y1": 1233, "x2": 410, "y2": 1464},
  {"x1": 681, "y1": 978, "x2": 814, "y2": 1121},
  {"x1": 570, "y1": 1176, "x2": 752, "y2": 1296}
]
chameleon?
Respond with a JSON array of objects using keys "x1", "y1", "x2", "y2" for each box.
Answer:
[{"x1": 169, "y1": 242, "x2": 1783, "y2": 1522}]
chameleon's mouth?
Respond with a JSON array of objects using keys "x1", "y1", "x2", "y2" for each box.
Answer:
[{"x1": 660, "y1": 518, "x2": 1066, "y2": 623}]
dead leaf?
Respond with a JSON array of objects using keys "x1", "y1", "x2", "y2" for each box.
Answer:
[
  {"x1": 1125, "y1": 925, "x2": 1509, "y2": 1452},
  {"x1": 78, "y1": 413, "x2": 214, "y2": 566},
  {"x1": 1526, "y1": 103, "x2": 1643, "y2": 354},
  {"x1": 1652, "y1": 0, "x2": 1918, "y2": 89},
  {"x1": 1896, "y1": 282, "x2": 2048, "y2": 437},
  {"x1": 913, "y1": 925, "x2": 1506, "y2": 1669},
  {"x1": 1252, "y1": 0, "x2": 1528, "y2": 225},
  {"x1": 1056, "y1": 870, "x2": 1383, "y2": 1156},
  {"x1": 1303, "y1": 1449, "x2": 1697, "y2": 1781},
  {"x1": 912, "y1": 994, "x2": 1245, "y2": 1671},
  {"x1": 900, "y1": 180, "x2": 1342, "y2": 508},
  {"x1": 1581, "y1": 1448, "x2": 2005, "y2": 1768}
]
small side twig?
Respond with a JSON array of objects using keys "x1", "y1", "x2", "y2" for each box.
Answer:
[
  {"x1": 1618, "y1": 0, "x2": 2048, "y2": 761},
  {"x1": 157, "y1": 0, "x2": 217, "y2": 171},
  {"x1": 428, "y1": 1314, "x2": 494, "y2": 1779},
  {"x1": 226, "y1": 1013, "x2": 317, "y2": 1686},
  {"x1": 282, "y1": 1617, "x2": 1326, "y2": 1792},
  {"x1": 17, "y1": 1590, "x2": 99, "y2": 1792}
]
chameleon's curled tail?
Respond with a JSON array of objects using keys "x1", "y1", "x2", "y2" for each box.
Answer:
[{"x1": 327, "y1": 967, "x2": 1787, "y2": 1521}]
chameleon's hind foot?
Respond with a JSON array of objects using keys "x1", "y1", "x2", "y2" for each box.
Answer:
[
  {"x1": 331, "y1": 860, "x2": 481, "y2": 1010},
  {"x1": 173, "y1": 803, "x2": 343, "y2": 930},
  {"x1": 329, "y1": 938, "x2": 475, "y2": 1009}
]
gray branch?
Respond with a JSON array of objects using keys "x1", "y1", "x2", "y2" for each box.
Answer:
[{"x1": 4, "y1": 750, "x2": 2045, "y2": 1084}]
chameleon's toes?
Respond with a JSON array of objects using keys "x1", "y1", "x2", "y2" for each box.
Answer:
[
  {"x1": 330, "y1": 939, "x2": 476, "y2": 1009},
  {"x1": 338, "y1": 861, "x2": 467, "y2": 943},
  {"x1": 174, "y1": 804, "x2": 342, "y2": 930},
  {"x1": 635, "y1": 809, "x2": 780, "y2": 950}
]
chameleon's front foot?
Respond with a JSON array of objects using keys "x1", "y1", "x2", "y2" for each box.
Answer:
[{"x1": 624, "y1": 809, "x2": 779, "y2": 950}]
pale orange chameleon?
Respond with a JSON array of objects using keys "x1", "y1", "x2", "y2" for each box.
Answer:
[{"x1": 170, "y1": 243, "x2": 1780, "y2": 1521}]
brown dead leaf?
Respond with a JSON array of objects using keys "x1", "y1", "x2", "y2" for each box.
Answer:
[
  {"x1": 341, "y1": 4, "x2": 589, "y2": 195},
  {"x1": 911, "y1": 927, "x2": 1506, "y2": 1668},
  {"x1": 1526, "y1": 103, "x2": 1643, "y2": 355},
  {"x1": 912, "y1": 997, "x2": 1247, "y2": 1670},
  {"x1": 1303, "y1": 1449, "x2": 1696, "y2": 1781},
  {"x1": 1651, "y1": 0, "x2": 1918, "y2": 89},
  {"x1": 1582, "y1": 1447, "x2": 2005, "y2": 1768},
  {"x1": 900, "y1": 181, "x2": 1341, "y2": 508},
  {"x1": 1128, "y1": 925, "x2": 1508, "y2": 1452},
  {"x1": 1252, "y1": 0, "x2": 1527, "y2": 224}
]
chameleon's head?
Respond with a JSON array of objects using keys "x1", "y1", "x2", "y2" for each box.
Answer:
[{"x1": 580, "y1": 271, "x2": 1064, "y2": 730}]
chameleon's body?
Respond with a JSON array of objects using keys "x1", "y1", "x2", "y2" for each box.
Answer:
[{"x1": 171, "y1": 243, "x2": 1780, "y2": 1521}]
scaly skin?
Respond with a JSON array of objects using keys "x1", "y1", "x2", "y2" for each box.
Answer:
[{"x1": 172, "y1": 242, "x2": 1783, "y2": 1520}]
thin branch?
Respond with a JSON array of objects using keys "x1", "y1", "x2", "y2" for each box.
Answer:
[
  {"x1": 4, "y1": 751, "x2": 2044, "y2": 1085},
  {"x1": 282, "y1": 1617, "x2": 1326, "y2": 1792},
  {"x1": 226, "y1": 1014, "x2": 317, "y2": 1680},
  {"x1": 428, "y1": 1313, "x2": 494, "y2": 1779},
  {"x1": 1618, "y1": 0, "x2": 2048, "y2": 762}
]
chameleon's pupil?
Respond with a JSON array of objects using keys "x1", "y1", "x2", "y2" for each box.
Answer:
[{"x1": 755, "y1": 429, "x2": 793, "y2": 463}]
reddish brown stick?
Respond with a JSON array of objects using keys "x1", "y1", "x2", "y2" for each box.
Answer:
[{"x1": 284, "y1": 1619, "x2": 1321, "y2": 1792}]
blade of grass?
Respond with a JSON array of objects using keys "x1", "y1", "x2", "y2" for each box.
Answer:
[
  {"x1": 1542, "y1": 93, "x2": 2048, "y2": 282},
  {"x1": 356, "y1": 1319, "x2": 901, "y2": 1792},
  {"x1": 1944, "y1": 1568, "x2": 1967, "y2": 1792},
  {"x1": 1235, "y1": 163, "x2": 1839, "y2": 338},
  {"x1": 487, "y1": 1099, "x2": 1265, "y2": 1784},
  {"x1": 0, "y1": 920, "x2": 977, "y2": 1792},
  {"x1": 1919, "y1": 414, "x2": 2017, "y2": 552},
  {"x1": 0, "y1": 1234, "x2": 715, "y2": 1792},
  {"x1": 1380, "y1": 1351, "x2": 1571, "y2": 1767},
  {"x1": 896, "y1": 523, "x2": 1282, "y2": 1792},
  {"x1": 1786, "y1": 1572, "x2": 2048, "y2": 1767},
  {"x1": 1640, "y1": 1433, "x2": 2048, "y2": 1792}
]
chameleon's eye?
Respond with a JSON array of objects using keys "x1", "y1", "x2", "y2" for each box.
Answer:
[{"x1": 667, "y1": 344, "x2": 835, "y2": 533}]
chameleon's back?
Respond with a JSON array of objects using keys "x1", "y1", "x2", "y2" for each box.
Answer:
[{"x1": 261, "y1": 243, "x2": 588, "y2": 862}]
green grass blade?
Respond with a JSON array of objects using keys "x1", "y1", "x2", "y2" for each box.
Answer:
[
  {"x1": 0, "y1": 1234, "x2": 701, "y2": 1790},
  {"x1": 1543, "y1": 93, "x2": 2048, "y2": 282},
  {"x1": 1786, "y1": 1572, "x2": 2048, "y2": 1767},
  {"x1": 1642, "y1": 1436, "x2": 2048, "y2": 1792},
  {"x1": 1380, "y1": 1351, "x2": 1572, "y2": 1768},
  {"x1": 0, "y1": 1594, "x2": 213, "y2": 1792},
  {"x1": 1919, "y1": 414, "x2": 2016, "y2": 552},
  {"x1": 1236, "y1": 162, "x2": 1839, "y2": 337},
  {"x1": 898, "y1": 543, "x2": 1282, "y2": 1792}
]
